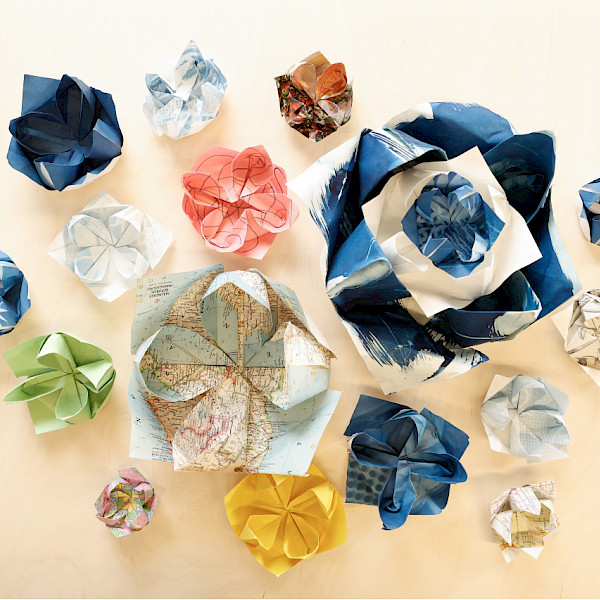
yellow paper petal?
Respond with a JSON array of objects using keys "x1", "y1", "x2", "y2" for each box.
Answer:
[{"x1": 283, "y1": 513, "x2": 320, "y2": 560}]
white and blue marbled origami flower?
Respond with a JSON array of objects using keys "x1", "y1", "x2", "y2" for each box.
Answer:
[
  {"x1": 0, "y1": 252, "x2": 30, "y2": 335},
  {"x1": 291, "y1": 102, "x2": 580, "y2": 393},
  {"x1": 481, "y1": 374, "x2": 570, "y2": 463},
  {"x1": 578, "y1": 177, "x2": 600, "y2": 244},
  {"x1": 144, "y1": 40, "x2": 227, "y2": 140},
  {"x1": 345, "y1": 394, "x2": 468, "y2": 530}
]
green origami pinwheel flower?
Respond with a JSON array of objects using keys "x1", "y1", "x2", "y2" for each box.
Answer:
[{"x1": 3, "y1": 332, "x2": 115, "y2": 433}]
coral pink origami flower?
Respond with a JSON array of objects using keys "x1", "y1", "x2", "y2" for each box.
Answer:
[{"x1": 181, "y1": 145, "x2": 298, "y2": 259}]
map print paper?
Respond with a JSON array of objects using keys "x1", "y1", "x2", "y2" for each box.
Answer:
[{"x1": 128, "y1": 263, "x2": 341, "y2": 475}]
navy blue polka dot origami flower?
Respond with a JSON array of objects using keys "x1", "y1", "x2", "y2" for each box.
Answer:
[{"x1": 8, "y1": 74, "x2": 123, "y2": 191}]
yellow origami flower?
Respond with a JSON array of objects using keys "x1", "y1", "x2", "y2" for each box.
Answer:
[{"x1": 224, "y1": 463, "x2": 346, "y2": 576}]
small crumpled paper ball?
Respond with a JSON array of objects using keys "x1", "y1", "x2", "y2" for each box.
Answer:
[
  {"x1": 275, "y1": 51, "x2": 352, "y2": 142},
  {"x1": 8, "y1": 74, "x2": 123, "y2": 191},
  {"x1": 144, "y1": 40, "x2": 227, "y2": 139},
  {"x1": 490, "y1": 481, "x2": 558, "y2": 563},
  {"x1": 345, "y1": 394, "x2": 468, "y2": 530},
  {"x1": 3, "y1": 332, "x2": 116, "y2": 433},
  {"x1": 95, "y1": 467, "x2": 157, "y2": 538},
  {"x1": 224, "y1": 463, "x2": 346, "y2": 576},
  {"x1": 48, "y1": 192, "x2": 173, "y2": 301},
  {"x1": 181, "y1": 145, "x2": 298, "y2": 259},
  {"x1": 578, "y1": 177, "x2": 600, "y2": 243},
  {"x1": 0, "y1": 251, "x2": 30, "y2": 335},
  {"x1": 481, "y1": 374, "x2": 570, "y2": 463}
]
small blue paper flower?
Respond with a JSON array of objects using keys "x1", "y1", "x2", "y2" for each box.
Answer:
[
  {"x1": 7, "y1": 74, "x2": 123, "y2": 191},
  {"x1": 345, "y1": 394, "x2": 468, "y2": 530},
  {"x1": 0, "y1": 251, "x2": 30, "y2": 335},
  {"x1": 578, "y1": 178, "x2": 600, "y2": 244}
]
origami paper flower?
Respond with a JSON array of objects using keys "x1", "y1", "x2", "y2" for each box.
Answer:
[
  {"x1": 275, "y1": 51, "x2": 352, "y2": 142},
  {"x1": 48, "y1": 192, "x2": 173, "y2": 302},
  {"x1": 95, "y1": 467, "x2": 157, "y2": 538},
  {"x1": 578, "y1": 177, "x2": 600, "y2": 243},
  {"x1": 0, "y1": 251, "x2": 30, "y2": 335},
  {"x1": 224, "y1": 463, "x2": 346, "y2": 576},
  {"x1": 481, "y1": 374, "x2": 570, "y2": 462},
  {"x1": 3, "y1": 332, "x2": 116, "y2": 434},
  {"x1": 181, "y1": 145, "x2": 298, "y2": 259},
  {"x1": 490, "y1": 481, "x2": 558, "y2": 563},
  {"x1": 128, "y1": 264, "x2": 340, "y2": 474},
  {"x1": 144, "y1": 40, "x2": 227, "y2": 140},
  {"x1": 344, "y1": 394, "x2": 468, "y2": 530},
  {"x1": 563, "y1": 290, "x2": 600, "y2": 370},
  {"x1": 8, "y1": 74, "x2": 123, "y2": 191},
  {"x1": 291, "y1": 102, "x2": 580, "y2": 393}
]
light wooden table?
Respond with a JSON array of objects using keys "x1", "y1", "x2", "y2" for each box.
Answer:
[{"x1": 1, "y1": 1, "x2": 599, "y2": 597}]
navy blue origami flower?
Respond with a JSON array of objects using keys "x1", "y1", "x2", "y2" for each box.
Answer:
[
  {"x1": 8, "y1": 74, "x2": 123, "y2": 191},
  {"x1": 292, "y1": 102, "x2": 580, "y2": 393},
  {"x1": 578, "y1": 178, "x2": 600, "y2": 244},
  {"x1": 345, "y1": 394, "x2": 468, "y2": 530},
  {"x1": 0, "y1": 251, "x2": 30, "y2": 335}
]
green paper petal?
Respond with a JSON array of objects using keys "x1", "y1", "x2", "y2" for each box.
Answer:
[
  {"x1": 3, "y1": 336, "x2": 52, "y2": 377},
  {"x1": 87, "y1": 370, "x2": 116, "y2": 417},
  {"x1": 54, "y1": 376, "x2": 90, "y2": 422},
  {"x1": 76, "y1": 360, "x2": 115, "y2": 390},
  {"x1": 27, "y1": 395, "x2": 71, "y2": 434},
  {"x1": 36, "y1": 333, "x2": 76, "y2": 373},
  {"x1": 4, "y1": 372, "x2": 65, "y2": 403}
]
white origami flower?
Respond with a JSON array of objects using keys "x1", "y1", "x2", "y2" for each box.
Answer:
[
  {"x1": 481, "y1": 374, "x2": 570, "y2": 463},
  {"x1": 48, "y1": 192, "x2": 173, "y2": 301}
]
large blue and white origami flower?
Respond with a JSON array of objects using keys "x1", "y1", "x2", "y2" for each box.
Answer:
[
  {"x1": 291, "y1": 102, "x2": 580, "y2": 393},
  {"x1": 7, "y1": 74, "x2": 123, "y2": 191},
  {"x1": 0, "y1": 251, "x2": 30, "y2": 335}
]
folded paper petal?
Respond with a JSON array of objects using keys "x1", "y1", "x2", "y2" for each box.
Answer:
[
  {"x1": 290, "y1": 102, "x2": 580, "y2": 393},
  {"x1": 3, "y1": 332, "x2": 115, "y2": 433},
  {"x1": 7, "y1": 74, "x2": 123, "y2": 191},
  {"x1": 0, "y1": 251, "x2": 30, "y2": 335},
  {"x1": 48, "y1": 192, "x2": 173, "y2": 301},
  {"x1": 94, "y1": 467, "x2": 157, "y2": 538},
  {"x1": 182, "y1": 146, "x2": 298, "y2": 259},
  {"x1": 225, "y1": 463, "x2": 346, "y2": 576},
  {"x1": 345, "y1": 395, "x2": 468, "y2": 530},
  {"x1": 128, "y1": 264, "x2": 340, "y2": 474}
]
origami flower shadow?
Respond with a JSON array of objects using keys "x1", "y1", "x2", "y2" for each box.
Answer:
[
  {"x1": 95, "y1": 467, "x2": 157, "y2": 538},
  {"x1": 345, "y1": 395, "x2": 468, "y2": 530},
  {"x1": 8, "y1": 74, "x2": 123, "y2": 191},
  {"x1": 224, "y1": 463, "x2": 346, "y2": 576},
  {"x1": 0, "y1": 251, "x2": 30, "y2": 335},
  {"x1": 481, "y1": 374, "x2": 570, "y2": 463},
  {"x1": 3, "y1": 333, "x2": 115, "y2": 433},
  {"x1": 275, "y1": 51, "x2": 352, "y2": 142},
  {"x1": 48, "y1": 192, "x2": 173, "y2": 301},
  {"x1": 182, "y1": 146, "x2": 298, "y2": 259},
  {"x1": 144, "y1": 40, "x2": 227, "y2": 139}
]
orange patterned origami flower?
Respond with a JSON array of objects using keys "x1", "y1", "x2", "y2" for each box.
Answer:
[
  {"x1": 181, "y1": 145, "x2": 299, "y2": 259},
  {"x1": 224, "y1": 463, "x2": 346, "y2": 576}
]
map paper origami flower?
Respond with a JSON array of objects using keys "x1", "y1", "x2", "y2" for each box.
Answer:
[
  {"x1": 578, "y1": 177, "x2": 600, "y2": 243},
  {"x1": 144, "y1": 40, "x2": 227, "y2": 140},
  {"x1": 182, "y1": 145, "x2": 298, "y2": 259},
  {"x1": 344, "y1": 394, "x2": 468, "y2": 530},
  {"x1": 291, "y1": 102, "x2": 580, "y2": 393},
  {"x1": 0, "y1": 251, "x2": 30, "y2": 335},
  {"x1": 224, "y1": 463, "x2": 346, "y2": 576},
  {"x1": 48, "y1": 192, "x2": 173, "y2": 302},
  {"x1": 95, "y1": 467, "x2": 157, "y2": 538},
  {"x1": 3, "y1": 332, "x2": 115, "y2": 434},
  {"x1": 275, "y1": 51, "x2": 352, "y2": 142},
  {"x1": 8, "y1": 74, "x2": 123, "y2": 191},
  {"x1": 481, "y1": 374, "x2": 570, "y2": 463},
  {"x1": 129, "y1": 264, "x2": 340, "y2": 474},
  {"x1": 490, "y1": 481, "x2": 558, "y2": 563}
]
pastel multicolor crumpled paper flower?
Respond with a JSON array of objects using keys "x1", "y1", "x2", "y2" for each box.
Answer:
[
  {"x1": 224, "y1": 463, "x2": 346, "y2": 576},
  {"x1": 0, "y1": 251, "x2": 30, "y2": 335},
  {"x1": 144, "y1": 40, "x2": 227, "y2": 139},
  {"x1": 481, "y1": 374, "x2": 570, "y2": 463},
  {"x1": 3, "y1": 332, "x2": 116, "y2": 434},
  {"x1": 181, "y1": 145, "x2": 298, "y2": 259},
  {"x1": 345, "y1": 394, "x2": 468, "y2": 530},
  {"x1": 291, "y1": 102, "x2": 580, "y2": 393},
  {"x1": 48, "y1": 192, "x2": 173, "y2": 301},
  {"x1": 8, "y1": 74, "x2": 123, "y2": 191},
  {"x1": 275, "y1": 51, "x2": 352, "y2": 142},
  {"x1": 95, "y1": 467, "x2": 157, "y2": 538},
  {"x1": 490, "y1": 481, "x2": 558, "y2": 563},
  {"x1": 578, "y1": 177, "x2": 600, "y2": 244}
]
